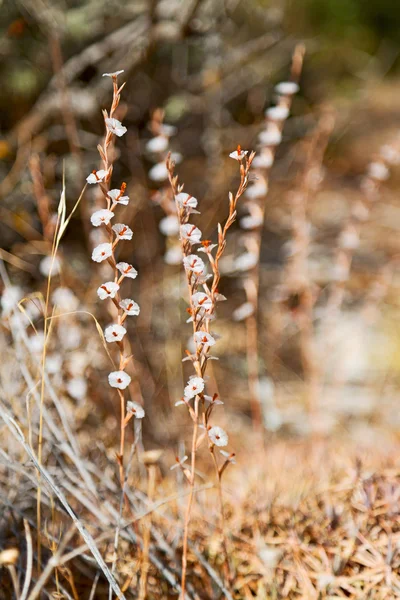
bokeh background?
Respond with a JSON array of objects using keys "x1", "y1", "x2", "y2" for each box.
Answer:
[
  {"x1": 2, "y1": 1, "x2": 400, "y2": 599},
  {"x1": 2, "y1": 0, "x2": 400, "y2": 449}
]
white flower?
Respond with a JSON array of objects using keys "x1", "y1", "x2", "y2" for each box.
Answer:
[
  {"x1": 102, "y1": 70, "x2": 124, "y2": 78},
  {"x1": 368, "y1": 161, "x2": 389, "y2": 181},
  {"x1": 229, "y1": 147, "x2": 248, "y2": 161},
  {"x1": 28, "y1": 332, "x2": 45, "y2": 353},
  {"x1": 208, "y1": 426, "x2": 228, "y2": 447},
  {"x1": 380, "y1": 145, "x2": 400, "y2": 165},
  {"x1": 105, "y1": 323, "x2": 127, "y2": 343},
  {"x1": 105, "y1": 118, "x2": 127, "y2": 137},
  {"x1": 46, "y1": 353, "x2": 63, "y2": 374},
  {"x1": 245, "y1": 179, "x2": 268, "y2": 199},
  {"x1": 339, "y1": 228, "x2": 359, "y2": 250},
  {"x1": 127, "y1": 400, "x2": 145, "y2": 418},
  {"x1": 164, "y1": 246, "x2": 183, "y2": 265},
  {"x1": 1, "y1": 286, "x2": 23, "y2": 316},
  {"x1": 194, "y1": 331, "x2": 216, "y2": 347},
  {"x1": 234, "y1": 252, "x2": 258, "y2": 271},
  {"x1": 259, "y1": 125, "x2": 282, "y2": 146},
  {"x1": 116, "y1": 262, "x2": 138, "y2": 279},
  {"x1": 90, "y1": 209, "x2": 114, "y2": 227},
  {"x1": 97, "y1": 281, "x2": 119, "y2": 300},
  {"x1": 170, "y1": 455, "x2": 188, "y2": 470},
  {"x1": 204, "y1": 394, "x2": 224, "y2": 405},
  {"x1": 159, "y1": 215, "x2": 180, "y2": 236},
  {"x1": 112, "y1": 223, "x2": 133, "y2": 240},
  {"x1": 52, "y1": 287, "x2": 79, "y2": 311},
  {"x1": 176, "y1": 193, "x2": 198, "y2": 209},
  {"x1": 220, "y1": 450, "x2": 236, "y2": 463},
  {"x1": 180, "y1": 224, "x2": 202, "y2": 244},
  {"x1": 266, "y1": 105, "x2": 290, "y2": 120},
  {"x1": 58, "y1": 323, "x2": 81, "y2": 350},
  {"x1": 252, "y1": 149, "x2": 274, "y2": 169},
  {"x1": 149, "y1": 162, "x2": 169, "y2": 181},
  {"x1": 92, "y1": 243, "x2": 113, "y2": 262},
  {"x1": 119, "y1": 299, "x2": 140, "y2": 316},
  {"x1": 159, "y1": 123, "x2": 177, "y2": 136},
  {"x1": 240, "y1": 214, "x2": 264, "y2": 230},
  {"x1": 86, "y1": 169, "x2": 107, "y2": 184},
  {"x1": 67, "y1": 377, "x2": 87, "y2": 401},
  {"x1": 198, "y1": 242, "x2": 217, "y2": 254},
  {"x1": 191, "y1": 292, "x2": 212, "y2": 310},
  {"x1": 146, "y1": 136, "x2": 168, "y2": 153},
  {"x1": 184, "y1": 376, "x2": 205, "y2": 399},
  {"x1": 232, "y1": 302, "x2": 254, "y2": 321},
  {"x1": 183, "y1": 254, "x2": 205, "y2": 274},
  {"x1": 39, "y1": 255, "x2": 61, "y2": 277},
  {"x1": 108, "y1": 370, "x2": 131, "y2": 389},
  {"x1": 107, "y1": 189, "x2": 129, "y2": 205},
  {"x1": 275, "y1": 81, "x2": 299, "y2": 95}
]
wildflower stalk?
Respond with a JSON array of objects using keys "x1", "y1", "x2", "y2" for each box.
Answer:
[
  {"x1": 235, "y1": 44, "x2": 304, "y2": 432},
  {"x1": 87, "y1": 70, "x2": 142, "y2": 489},
  {"x1": 167, "y1": 148, "x2": 254, "y2": 597}
]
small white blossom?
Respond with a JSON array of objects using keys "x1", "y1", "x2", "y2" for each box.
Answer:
[
  {"x1": 52, "y1": 287, "x2": 79, "y2": 311},
  {"x1": 176, "y1": 193, "x2": 198, "y2": 209},
  {"x1": 112, "y1": 223, "x2": 133, "y2": 240},
  {"x1": 339, "y1": 228, "x2": 359, "y2": 250},
  {"x1": 119, "y1": 299, "x2": 140, "y2": 315},
  {"x1": 39, "y1": 255, "x2": 61, "y2": 277},
  {"x1": 232, "y1": 302, "x2": 254, "y2": 321},
  {"x1": 116, "y1": 262, "x2": 137, "y2": 279},
  {"x1": 108, "y1": 370, "x2": 131, "y2": 389},
  {"x1": 180, "y1": 224, "x2": 202, "y2": 244},
  {"x1": 204, "y1": 394, "x2": 224, "y2": 405},
  {"x1": 198, "y1": 243, "x2": 217, "y2": 254},
  {"x1": 105, "y1": 118, "x2": 127, "y2": 137},
  {"x1": 266, "y1": 105, "x2": 290, "y2": 120},
  {"x1": 67, "y1": 377, "x2": 87, "y2": 401},
  {"x1": 208, "y1": 426, "x2": 228, "y2": 447},
  {"x1": 92, "y1": 243, "x2": 113, "y2": 262},
  {"x1": 127, "y1": 400, "x2": 145, "y2": 418},
  {"x1": 259, "y1": 125, "x2": 282, "y2": 146},
  {"x1": 102, "y1": 70, "x2": 124, "y2": 78},
  {"x1": 229, "y1": 147, "x2": 248, "y2": 161},
  {"x1": 275, "y1": 81, "x2": 299, "y2": 95},
  {"x1": 105, "y1": 323, "x2": 127, "y2": 343},
  {"x1": 234, "y1": 252, "x2": 258, "y2": 271},
  {"x1": 245, "y1": 179, "x2": 268, "y2": 199},
  {"x1": 97, "y1": 281, "x2": 119, "y2": 300},
  {"x1": 380, "y1": 145, "x2": 400, "y2": 165},
  {"x1": 90, "y1": 209, "x2": 114, "y2": 227},
  {"x1": 220, "y1": 450, "x2": 236, "y2": 463},
  {"x1": 184, "y1": 376, "x2": 205, "y2": 399},
  {"x1": 368, "y1": 161, "x2": 389, "y2": 181},
  {"x1": 28, "y1": 332, "x2": 45, "y2": 353},
  {"x1": 159, "y1": 215, "x2": 180, "y2": 236},
  {"x1": 149, "y1": 162, "x2": 169, "y2": 181},
  {"x1": 1, "y1": 286, "x2": 23, "y2": 316},
  {"x1": 240, "y1": 214, "x2": 264, "y2": 230},
  {"x1": 159, "y1": 123, "x2": 177, "y2": 136},
  {"x1": 252, "y1": 149, "x2": 274, "y2": 169},
  {"x1": 170, "y1": 455, "x2": 188, "y2": 470},
  {"x1": 107, "y1": 189, "x2": 130, "y2": 205},
  {"x1": 86, "y1": 169, "x2": 108, "y2": 184},
  {"x1": 183, "y1": 254, "x2": 205, "y2": 274},
  {"x1": 58, "y1": 323, "x2": 82, "y2": 350},
  {"x1": 191, "y1": 292, "x2": 212, "y2": 310},
  {"x1": 194, "y1": 331, "x2": 216, "y2": 347},
  {"x1": 46, "y1": 353, "x2": 63, "y2": 374},
  {"x1": 146, "y1": 136, "x2": 168, "y2": 153},
  {"x1": 164, "y1": 246, "x2": 183, "y2": 265}
]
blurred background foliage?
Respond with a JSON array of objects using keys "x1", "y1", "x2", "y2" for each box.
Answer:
[{"x1": 1, "y1": 0, "x2": 400, "y2": 442}]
